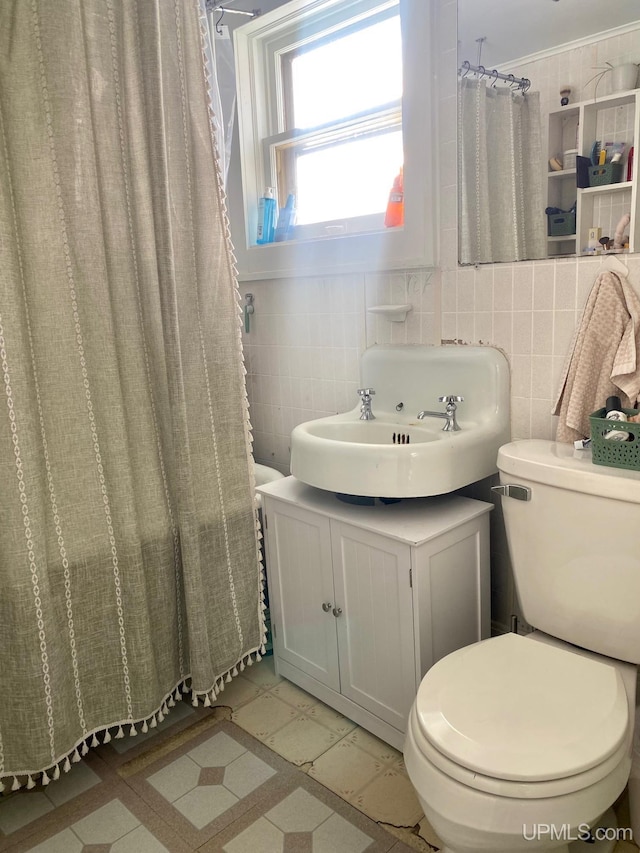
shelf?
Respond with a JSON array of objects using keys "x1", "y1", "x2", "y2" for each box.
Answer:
[
  {"x1": 580, "y1": 180, "x2": 633, "y2": 195},
  {"x1": 548, "y1": 169, "x2": 576, "y2": 179},
  {"x1": 547, "y1": 86, "x2": 640, "y2": 256},
  {"x1": 549, "y1": 87, "x2": 639, "y2": 116},
  {"x1": 367, "y1": 304, "x2": 413, "y2": 322}
]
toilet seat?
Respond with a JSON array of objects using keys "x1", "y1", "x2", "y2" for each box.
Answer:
[{"x1": 413, "y1": 633, "x2": 629, "y2": 796}]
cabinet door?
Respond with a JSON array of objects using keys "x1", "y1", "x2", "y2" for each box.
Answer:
[
  {"x1": 330, "y1": 521, "x2": 416, "y2": 732},
  {"x1": 263, "y1": 498, "x2": 340, "y2": 690}
]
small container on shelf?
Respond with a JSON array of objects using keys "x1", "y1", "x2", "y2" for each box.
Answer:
[
  {"x1": 589, "y1": 406, "x2": 640, "y2": 470},
  {"x1": 588, "y1": 162, "x2": 624, "y2": 186},
  {"x1": 547, "y1": 211, "x2": 576, "y2": 236},
  {"x1": 563, "y1": 148, "x2": 577, "y2": 171}
]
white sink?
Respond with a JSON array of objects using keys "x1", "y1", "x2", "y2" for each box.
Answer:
[{"x1": 290, "y1": 345, "x2": 511, "y2": 498}]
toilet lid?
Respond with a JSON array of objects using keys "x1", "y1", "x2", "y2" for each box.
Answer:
[{"x1": 415, "y1": 633, "x2": 629, "y2": 782}]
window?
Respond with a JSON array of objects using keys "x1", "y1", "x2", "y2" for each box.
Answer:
[
  {"x1": 273, "y1": 7, "x2": 402, "y2": 232},
  {"x1": 231, "y1": 0, "x2": 434, "y2": 279}
]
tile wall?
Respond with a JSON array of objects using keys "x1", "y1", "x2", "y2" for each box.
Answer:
[{"x1": 236, "y1": 0, "x2": 640, "y2": 630}]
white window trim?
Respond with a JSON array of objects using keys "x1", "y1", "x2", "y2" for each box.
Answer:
[{"x1": 229, "y1": 0, "x2": 435, "y2": 280}]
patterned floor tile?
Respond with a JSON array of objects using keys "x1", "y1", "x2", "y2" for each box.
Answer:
[
  {"x1": 126, "y1": 719, "x2": 294, "y2": 849},
  {"x1": 353, "y1": 767, "x2": 423, "y2": 826},
  {"x1": 237, "y1": 656, "x2": 282, "y2": 689},
  {"x1": 231, "y1": 692, "x2": 299, "y2": 741},
  {"x1": 7, "y1": 783, "x2": 191, "y2": 853},
  {"x1": 268, "y1": 680, "x2": 318, "y2": 710},
  {"x1": 211, "y1": 676, "x2": 264, "y2": 710},
  {"x1": 307, "y1": 732, "x2": 424, "y2": 827},
  {"x1": 305, "y1": 701, "x2": 358, "y2": 737},
  {"x1": 342, "y1": 729, "x2": 402, "y2": 764},
  {"x1": 0, "y1": 794, "x2": 54, "y2": 837},
  {"x1": 265, "y1": 787, "x2": 332, "y2": 832},
  {"x1": 308, "y1": 738, "x2": 387, "y2": 800},
  {"x1": 200, "y1": 772, "x2": 409, "y2": 853},
  {"x1": 265, "y1": 714, "x2": 341, "y2": 766},
  {"x1": 0, "y1": 752, "x2": 108, "y2": 847}
]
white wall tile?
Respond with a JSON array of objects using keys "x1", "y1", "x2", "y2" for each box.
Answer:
[{"x1": 532, "y1": 311, "x2": 554, "y2": 356}]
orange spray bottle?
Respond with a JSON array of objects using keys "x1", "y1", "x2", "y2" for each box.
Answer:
[{"x1": 384, "y1": 167, "x2": 404, "y2": 227}]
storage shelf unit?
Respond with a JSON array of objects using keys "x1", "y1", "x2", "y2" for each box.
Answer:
[{"x1": 546, "y1": 88, "x2": 640, "y2": 257}]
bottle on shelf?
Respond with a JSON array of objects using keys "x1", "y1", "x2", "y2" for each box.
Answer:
[
  {"x1": 274, "y1": 194, "x2": 296, "y2": 242},
  {"x1": 604, "y1": 395, "x2": 630, "y2": 442},
  {"x1": 256, "y1": 187, "x2": 276, "y2": 245},
  {"x1": 384, "y1": 167, "x2": 404, "y2": 227}
]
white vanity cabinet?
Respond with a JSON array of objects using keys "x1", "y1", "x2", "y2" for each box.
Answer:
[{"x1": 257, "y1": 476, "x2": 492, "y2": 750}]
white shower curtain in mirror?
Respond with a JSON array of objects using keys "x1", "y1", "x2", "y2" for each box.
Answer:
[
  {"x1": 0, "y1": 0, "x2": 263, "y2": 788},
  {"x1": 458, "y1": 78, "x2": 547, "y2": 264}
]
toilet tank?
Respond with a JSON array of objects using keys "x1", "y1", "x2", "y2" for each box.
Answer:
[{"x1": 497, "y1": 439, "x2": 640, "y2": 664}]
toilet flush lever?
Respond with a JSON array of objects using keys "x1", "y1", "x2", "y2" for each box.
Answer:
[{"x1": 491, "y1": 484, "x2": 531, "y2": 501}]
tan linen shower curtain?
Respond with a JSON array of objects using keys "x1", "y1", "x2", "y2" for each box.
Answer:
[{"x1": 0, "y1": 0, "x2": 263, "y2": 788}]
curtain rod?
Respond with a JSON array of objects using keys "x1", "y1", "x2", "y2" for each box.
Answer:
[
  {"x1": 458, "y1": 60, "x2": 531, "y2": 93},
  {"x1": 206, "y1": 2, "x2": 259, "y2": 18}
]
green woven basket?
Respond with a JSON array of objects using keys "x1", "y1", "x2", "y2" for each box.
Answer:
[
  {"x1": 589, "y1": 407, "x2": 640, "y2": 470},
  {"x1": 588, "y1": 162, "x2": 624, "y2": 187}
]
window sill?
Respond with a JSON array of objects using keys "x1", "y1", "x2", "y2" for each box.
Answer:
[{"x1": 234, "y1": 225, "x2": 434, "y2": 280}]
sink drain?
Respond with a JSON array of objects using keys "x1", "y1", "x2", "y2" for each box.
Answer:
[{"x1": 392, "y1": 432, "x2": 410, "y2": 444}]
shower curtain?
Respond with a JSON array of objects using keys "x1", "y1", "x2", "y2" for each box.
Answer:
[
  {"x1": 202, "y1": 12, "x2": 237, "y2": 187},
  {"x1": 458, "y1": 77, "x2": 547, "y2": 264},
  {"x1": 0, "y1": 0, "x2": 263, "y2": 788}
]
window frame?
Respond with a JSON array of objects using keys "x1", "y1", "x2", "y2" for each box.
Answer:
[{"x1": 230, "y1": 0, "x2": 435, "y2": 280}]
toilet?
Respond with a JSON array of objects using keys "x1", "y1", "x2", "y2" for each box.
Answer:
[
  {"x1": 253, "y1": 462, "x2": 284, "y2": 505},
  {"x1": 404, "y1": 439, "x2": 640, "y2": 853}
]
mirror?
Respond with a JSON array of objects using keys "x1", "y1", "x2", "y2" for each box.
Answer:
[{"x1": 458, "y1": 0, "x2": 640, "y2": 265}]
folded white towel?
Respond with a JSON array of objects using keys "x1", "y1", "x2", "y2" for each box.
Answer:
[{"x1": 552, "y1": 270, "x2": 640, "y2": 443}]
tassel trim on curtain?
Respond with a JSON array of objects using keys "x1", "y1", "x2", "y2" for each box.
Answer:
[
  {"x1": 0, "y1": 526, "x2": 268, "y2": 793},
  {"x1": 0, "y1": 626, "x2": 269, "y2": 794}
]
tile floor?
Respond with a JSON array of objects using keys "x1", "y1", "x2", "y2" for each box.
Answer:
[{"x1": 0, "y1": 656, "x2": 636, "y2": 852}]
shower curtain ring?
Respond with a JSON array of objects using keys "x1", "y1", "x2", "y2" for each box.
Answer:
[{"x1": 215, "y1": 7, "x2": 224, "y2": 33}]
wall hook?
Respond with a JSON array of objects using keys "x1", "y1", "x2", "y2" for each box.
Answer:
[{"x1": 244, "y1": 293, "x2": 254, "y2": 333}]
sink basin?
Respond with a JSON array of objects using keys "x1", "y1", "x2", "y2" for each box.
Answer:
[
  {"x1": 290, "y1": 345, "x2": 510, "y2": 498},
  {"x1": 304, "y1": 420, "x2": 440, "y2": 445}
]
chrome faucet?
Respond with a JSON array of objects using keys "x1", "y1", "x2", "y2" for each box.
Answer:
[
  {"x1": 357, "y1": 388, "x2": 376, "y2": 420},
  {"x1": 417, "y1": 395, "x2": 464, "y2": 431}
]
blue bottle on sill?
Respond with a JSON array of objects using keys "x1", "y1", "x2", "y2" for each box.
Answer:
[
  {"x1": 256, "y1": 187, "x2": 276, "y2": 244},
  {"x1": 274, "y1": 194, "x2": 296, "y2": 242}
]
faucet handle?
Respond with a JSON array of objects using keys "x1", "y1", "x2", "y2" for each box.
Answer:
[
  {"x1": 357, "y1": 388, "x2": 375, "y2": 398},
  {"x1": 438, "y1": 395, "x2": 464, "y2": 404}
]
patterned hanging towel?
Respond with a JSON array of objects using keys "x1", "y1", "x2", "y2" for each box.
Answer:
[{"x1": 552, "y1": 269, "x2": 640, "y2": 443}]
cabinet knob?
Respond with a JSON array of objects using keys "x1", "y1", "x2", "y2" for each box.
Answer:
[
  {"x1": 321, "y1": 602, "x2": 332, "y2": 612},
  {"x1": 332, "y1": 607, "x2": 343, "y2": 617}
]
